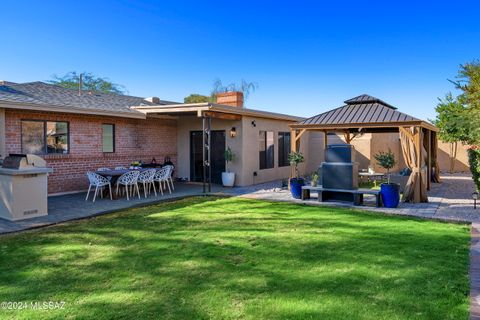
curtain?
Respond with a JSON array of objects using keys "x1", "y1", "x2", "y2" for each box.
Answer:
[
  {"x1": 399, "y1": 127, "x2": 428, "y2": 203},
  {"x1": 431, "y1": 132, "x2": 441, "y2": 183}
]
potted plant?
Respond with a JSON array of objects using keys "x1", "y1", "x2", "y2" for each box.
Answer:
[
  {"x1": 374, "y1": 149, "x2": 399, "y2": 208},
  {"x1": 310, "y1": 171, "x2": 319, "y2": 187},
  {"x1": 222, "y1": 147, "x2": 236, "y2": 187},
  {"x1": 288, "y1": 151, "x2": 305, "y2": 199}
]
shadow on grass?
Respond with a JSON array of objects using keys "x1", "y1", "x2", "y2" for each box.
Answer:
[{"x1": 0, "y1": 197, "x2": 471, "y2": 320}]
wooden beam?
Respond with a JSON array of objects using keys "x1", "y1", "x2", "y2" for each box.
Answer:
[
  {"x1": 427, "y1": 129, "x2": 432, "y2": 191},
  {"x1": 290, "y1": 120, "x2": 438, "y2": 132},
  {"x1": 295, "y1": 128, "x2": 307, "y2": 142},
  {"x1": 202, "y1": 111, "x2": 242, "y2": 121},
  {"x1": 343, "y1": 130, "x2": 351, "y2": 144}
]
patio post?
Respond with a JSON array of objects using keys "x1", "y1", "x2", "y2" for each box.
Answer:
[{"x1": 202, "y1": 115, "x2": 212, "y2": 193}]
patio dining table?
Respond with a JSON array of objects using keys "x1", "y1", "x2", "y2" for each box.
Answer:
[{"x1": 95, "y1": 168, "x2": 160, "y2": 199}]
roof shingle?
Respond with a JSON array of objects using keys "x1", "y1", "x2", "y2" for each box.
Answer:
[{"x1": 0, "y1": 81, "x2": 178, "y2": 116}]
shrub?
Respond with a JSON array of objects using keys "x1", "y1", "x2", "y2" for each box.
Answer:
[
  {"x1": 288, "y1": 152, "x2": 305, "y2": 180},
  {"x1": 374, "y1": 149, "x2": 396, "y2": 184},
  {"x1": 468, "y1": 146, "x2": 480, "y2": 191}
]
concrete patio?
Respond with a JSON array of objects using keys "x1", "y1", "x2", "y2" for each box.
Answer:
[
  {"x1": 239, "y1": 173, "x2": 480, "y2": 223},
  {"x1": 1, "y1": 174, "x2": 479, "y2": 235}
]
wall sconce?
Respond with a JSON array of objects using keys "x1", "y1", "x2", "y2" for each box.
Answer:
[
  {"x1": 473, "y1": 191, "x2": 479, "y2": 209},
  {"x1": 251, "y1": 120, "x2": 256, "y2": 127},
  {"x1": 230, "y1": 127, "x2": 237, "y2": 138}
]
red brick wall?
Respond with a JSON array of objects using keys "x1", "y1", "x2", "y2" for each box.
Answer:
[{"x1": 5, "y1": 109, "x2": 177, "y2": 194}]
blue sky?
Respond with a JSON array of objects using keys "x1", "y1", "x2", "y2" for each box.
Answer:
[{"x1": 1, "y1": 1, "x2": 479, "y2": 120}]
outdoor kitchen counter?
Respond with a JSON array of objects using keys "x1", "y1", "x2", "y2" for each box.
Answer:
[
  {"x1": 0, "y1": 167, "x2": 53, "y2": 175},
  {"x1": 0, "y1": 166, "x2": 53, "y2": 221}
]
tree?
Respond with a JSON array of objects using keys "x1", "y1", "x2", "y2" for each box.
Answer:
[
  {"x1": 184, "y1": 94, "x2": 211, "y2": 103},
  {"x1": 48, "y1": 72, "x2": 127, "y2": 95},
  {"x1": 211, "y1": 78, "x2": 258, "y2": 102},
  {"x1": 449, "y1": 60, "x2": 480, "y2": 144},
  {"x1": 431, "y1": 93, "x2": 468, "y2": 173}
]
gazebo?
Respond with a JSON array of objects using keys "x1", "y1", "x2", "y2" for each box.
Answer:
[{"x1": 290, "y1": 94, "x2": 439, "y2": 203}]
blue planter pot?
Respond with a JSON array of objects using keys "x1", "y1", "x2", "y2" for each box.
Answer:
[
  {"x1": 380, "y1": 183, "x2": 400, "y2": 208},
  {"x1": 290, "y1": 178, "x2": 305, "y2": 199}
]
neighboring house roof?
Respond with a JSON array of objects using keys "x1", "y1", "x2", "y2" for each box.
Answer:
[
  {"x1": 297, "y1": 94, "x2": 422, "y2": 126},
  {"x1": 0, "y1": 81, "x2": 178, "y2": 119}
]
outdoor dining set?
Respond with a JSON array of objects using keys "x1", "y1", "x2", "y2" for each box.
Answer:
[{"x1": 85, "y1": 165, "x2": 175, "y2": 202}]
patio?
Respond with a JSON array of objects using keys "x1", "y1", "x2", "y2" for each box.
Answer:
[
  {"x1": 240, "y1": 174, "x2": 480, "y2": 223},
  {"x1": 1, "y1": 173, "x2": 478, "y2": 235}
]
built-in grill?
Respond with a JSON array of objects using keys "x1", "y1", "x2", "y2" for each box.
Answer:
[
  {"x1": 320, "y1": 144, "x2": 359, "y2": 201},
  {"x1": 0, "y1": 154, "x2": 52, "y2": 221},
  {"x1": 2, "y1": 153, "x2": 47, "y2": 170}
]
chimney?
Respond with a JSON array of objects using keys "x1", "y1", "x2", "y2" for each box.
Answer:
[
  {"x1": 144, "y1": 97, "x2": 161, "y2": 104},
  {"x1": 216, "y1": 91, "x2": 244, "y2": 108}
]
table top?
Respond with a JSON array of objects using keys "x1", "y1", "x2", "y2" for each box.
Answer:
[
  {"x1": 96, "y1": 168, "x2": 157, "y2": 177},
  {"x1": 359, "y1": 172, "x2": 384, "y2": 177}
]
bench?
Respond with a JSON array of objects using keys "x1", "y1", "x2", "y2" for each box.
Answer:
[{"x1": 301, "y1": 186, "x2": 382, "y2": 207}]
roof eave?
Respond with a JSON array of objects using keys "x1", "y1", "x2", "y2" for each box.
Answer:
[
  {"x1": 131, "y1": 103, "x2": 304, "y2": 122},
  {"x1": 290, "y1": 120, "x2": 438, "y2": 132},
  {"x1": 0, "y1": 101, "x2": 147, "y2": 119}
]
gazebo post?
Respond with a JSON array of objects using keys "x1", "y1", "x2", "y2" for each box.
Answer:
[
  {"x1": 427, "y1": 129, "x2": 432, "y2": 191},
  {"x1": 324, "y1": 130, "x2": 328, "y2": 160},
  {"x1": 414, "y1": 126, "x2": 422, "y2": 203},
  {"x1": 290, "y1": 128, "x2": 297, "y2": 179}
]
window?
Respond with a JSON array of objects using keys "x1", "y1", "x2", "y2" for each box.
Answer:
[
  {"x1": 21, "y1": 120, "x2": 69, "y2": 154},
  {"x1": 102, "y1": 124, "x2": 115, "y2": 153},
  {"x1": 278, "y1": 132, "x2": 291, "y2": 167},
  {"x1": 259, "y1": 131, "x2": 274, "y2": 169}
]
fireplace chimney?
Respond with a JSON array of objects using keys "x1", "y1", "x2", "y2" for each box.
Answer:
[{"x1": 216, "y1": 91, "x2": 244, "y2": 108}]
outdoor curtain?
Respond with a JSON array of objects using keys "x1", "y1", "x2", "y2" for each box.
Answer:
[
  {"x1": 400, "y1": 127, "x2": 428, "y2": 203},
  {"x1": 431, "y1": 132, "x2": 441, "y2": 183}
]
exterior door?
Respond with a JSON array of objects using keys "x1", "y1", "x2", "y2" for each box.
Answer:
[{"x1": 190, "y1": 130, "x2": 226, "y2": 184}]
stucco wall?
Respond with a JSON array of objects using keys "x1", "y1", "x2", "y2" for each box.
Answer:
[
  {"x1": 176, "y1": 116, "x2": 243, "y2": 183},
  {"x1": 437, "y1": 141, "x2": 470, "y2": 173},
  {"x1": 240, "y1": 116, "x2": 300, "y2": 186},
  {"x1": 176, "y1": 115, "x2": 304, "y2": 186},
  {"x1": 322, "y1": 132, "x2": 471, "y2": 173}
]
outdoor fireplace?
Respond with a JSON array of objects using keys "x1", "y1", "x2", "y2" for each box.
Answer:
[{"x1": 320, "y1": 145, "x2": 359, "y2": 201}]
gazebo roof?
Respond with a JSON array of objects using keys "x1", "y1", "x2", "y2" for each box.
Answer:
[{"x1": 291, "y1": 94, "x2": 437, "y2": 132}]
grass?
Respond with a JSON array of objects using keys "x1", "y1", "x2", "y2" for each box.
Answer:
[{"x1": 0, "y1": 197, "x2": 471, "y2": 319}]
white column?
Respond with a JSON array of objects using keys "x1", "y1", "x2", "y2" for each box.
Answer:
[{"x1": 0, "y1": 108, "x2": 5, "y2": 159}]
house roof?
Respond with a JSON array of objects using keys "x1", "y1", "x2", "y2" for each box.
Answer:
[
  {"x1": 292, "y1": 94, "x2": 436, "y2": 131},
  {"x1": 0, "y1": 81, "x2": 178, "y2": 118},
  {"x1": 0, "y1": 81, "x2": 303, "y2": 122},
  {"x1": 131, "y1": 102, "x2": 304, "y2": 122}
]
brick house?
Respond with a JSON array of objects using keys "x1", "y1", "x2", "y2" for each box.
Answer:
[{"x1": 0, "y1": 81, "x2": 315, "y2": 195}]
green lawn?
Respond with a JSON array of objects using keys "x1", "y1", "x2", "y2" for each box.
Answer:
[{"x1": 0, "y1": 197, "x2": 471, "y2": 319}]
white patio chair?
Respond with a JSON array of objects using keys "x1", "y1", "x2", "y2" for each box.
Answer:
[
  {"x1": 138, "y1": 169, "x2": 157, "y2": 198},
  {"x1": 163, "y1": 165, "x2": 175, "y2": 191},
  {"x1": 154, "y1": 167, "x2": 171, "y2": 195},
  {"x1": 97, "y1": 167, "x2": 110, "y2": 171},
  {"x1": 116, "y1": 170, "x2": 140, "y2": 200},
  {"x1": 85, "y1": 172, "x2": 112, "y2": 202},
  {"x1": 115, "y1": 166, "x2": 127, "y2": 170}
]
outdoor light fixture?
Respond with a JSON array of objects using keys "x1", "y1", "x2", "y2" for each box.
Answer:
[
  {"x1": 473, "y1": 191, "x2": 479, "y2": 209},
  {"x1": 230, "y1": 127, "x2": 237, "y2": 138},
  {"x1": 251, "y1": 120, "x2": 256, "y2": 127}
]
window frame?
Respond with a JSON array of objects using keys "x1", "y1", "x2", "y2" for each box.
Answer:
[
  {"x1": 278, "y1": 131, "x2": 291, "y2": 167},
  {"x1": 259, "y1": 130, "x2": 275, "y2": 170},
  {"x1": 102, "y1": 123, "x2": 115, "y2": 153},
  {"x1": 21, "y1": 119, "x2": 70, "y2": 155}
]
